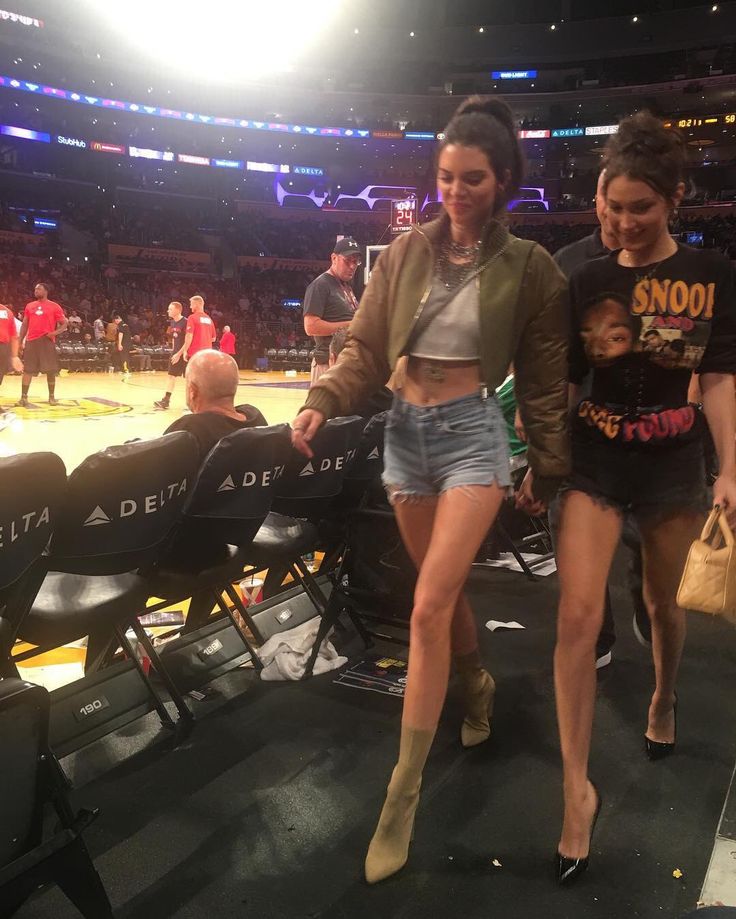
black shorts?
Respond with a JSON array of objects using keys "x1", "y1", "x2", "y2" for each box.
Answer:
[
  {"x1": 564, "y1": 433, "x2": 710, "y2": 519},
  {"x1": 23, "y1": 336, "x2": 59, "y2": 375},
  {"x1": 167, "y1": 356, "x2": 185, "y2": 377},
  {"x1": 0, "y1": 341, "x2": 10, "y2": 375}
]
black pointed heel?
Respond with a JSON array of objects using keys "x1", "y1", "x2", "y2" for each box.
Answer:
[
  {"x1": 645, "y1": 693, "x2": 678, "y2": 761},
  {"x1": 555, "y1": 783, "x2": 602, "y2": 886}
]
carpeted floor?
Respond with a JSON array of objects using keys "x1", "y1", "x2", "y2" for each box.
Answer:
[{"x1": 16, "y1": 560, "x2": 736, "y2": 919}]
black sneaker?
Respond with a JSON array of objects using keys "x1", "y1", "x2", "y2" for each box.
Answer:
[
  {"x1": 153, "y1": 399, "x2": 170, "y2": 410},
  {"x1": 633, "y1": 606, "x2": 652, "y2": 648}
]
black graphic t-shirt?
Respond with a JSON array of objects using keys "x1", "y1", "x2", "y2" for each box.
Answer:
[
  {"x1": 118, "y1": 322, "x2": 132, "y2": 351},
  {"x1": 569, "y1": 245, "x2": 736, "y2": 448},
  {"x1": 168, "y1": 317, "x2": 186, "y2": 353},
  {"x1": 303, "y1": 271, "x2": 358, "y2": 364}
]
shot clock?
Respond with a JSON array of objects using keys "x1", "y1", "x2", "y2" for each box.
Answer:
[{"x1": 391, "y1": 198, "x2": 417, "y2": 234}]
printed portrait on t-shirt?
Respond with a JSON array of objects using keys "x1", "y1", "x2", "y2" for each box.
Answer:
[
  {"x1": 579, "y1": 293, "x2": 639, "y2": 367},
  {"x1": 577, "y1": 274, "x2": 715, "y2": 373}
]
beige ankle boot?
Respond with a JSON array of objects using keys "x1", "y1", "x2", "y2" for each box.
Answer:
[
  {"x1": 459, "y1": 668, "x2": 496, "y2": 748},
  {"x1": 364, "y1": 726, "x2": 434, "y2": 884}
]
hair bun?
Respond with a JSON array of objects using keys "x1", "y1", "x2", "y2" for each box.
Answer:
[
  {"x1": 613, "y1": 111, "x2": 685, "y2": 158},
  {"x1": 453, "y1": 95, "x2": 515, "y2": 130},
  {"x1": 602, "y1": 110, "x2": 686, "y2": 200}
]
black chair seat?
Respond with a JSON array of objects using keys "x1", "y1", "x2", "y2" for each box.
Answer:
[
  {"x1": 19, "y1": 572, "x2": 150, "y2": 647},
  {"x1": 149, "y1": 544, "x2": 247, "y2": 600},
  {"x1": 247, "y1": 512, "x2": 318, "y2": 566}
]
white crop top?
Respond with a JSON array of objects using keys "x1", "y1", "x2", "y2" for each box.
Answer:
[{"x1": 409, "y1": 276, "x2": 480, "y2": 361}]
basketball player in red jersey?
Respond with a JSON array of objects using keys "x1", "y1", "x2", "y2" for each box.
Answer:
[
  {"x1": 181, "y1": 294, "x2": 216, "y2": 360},
  {"x1": 18, "y1": 283, "x2": 67, "y2": 407},
  {"x1": 0, "y1": 301, "x2": 23, "y2": 420}
]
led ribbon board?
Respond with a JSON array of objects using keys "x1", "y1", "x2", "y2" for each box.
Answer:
[
  {"x1": 0, "y1": 8, "x2": 42, "y2": 27},
  {"x1": 0, "y1": 75, "x2": 371, "y2": 139}
]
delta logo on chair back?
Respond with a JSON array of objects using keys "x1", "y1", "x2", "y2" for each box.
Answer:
[
  {"x1": 298, "y1": 449, "x2": 357, "y2": 478},
  {"x1": 83, "y1": 506, "x2": 112, "y2": 526},
  {"x1": 216, "y1": 464, "x2": 286, "y2": 493},
  {"x1": 81, "y1": 478, "x2": 189, "y2": 527},
  {"x1": 0, "y1": 506, "x2": 51, "y2": 546}
]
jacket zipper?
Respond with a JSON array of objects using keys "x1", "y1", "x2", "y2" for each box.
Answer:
[{"x1": 473, "y1": 242, "x2": 510, "y2": 398}]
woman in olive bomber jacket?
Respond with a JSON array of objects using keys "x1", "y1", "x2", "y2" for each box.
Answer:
[
  {"x1": 292, "y1": 96, "x2": 570, "y2": 885},
  {"x1": 300, "y1": 213, "x2": 570, "y2": 500}
]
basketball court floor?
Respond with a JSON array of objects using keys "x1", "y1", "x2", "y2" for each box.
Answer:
[{"x1": 0, "y1": 368, "x2": 308, "y2": 471}]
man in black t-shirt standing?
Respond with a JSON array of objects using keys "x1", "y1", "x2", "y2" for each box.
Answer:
[
  {"x1": 113, "y1": 314, "x2": 131, "y2": 380},
  {"x1": 154, "y1": 301, "x2": 187, "y2": 410},
  {"x1": 553, "y1": 171, "x2": 618, "y2": 276},
  {"x1": 303, "y1": 237, "x2": 361, "y2": 387}
]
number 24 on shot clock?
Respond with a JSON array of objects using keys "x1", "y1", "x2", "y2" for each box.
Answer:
[{"x1": 391, "y1": 198, "x2": 417, "y2": 234}]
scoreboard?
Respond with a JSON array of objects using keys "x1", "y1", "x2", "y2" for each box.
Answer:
[
  {"x1": 391, "y1": 198, "x2": 417, "y2": 234},
  {"x1": 668, "y1": 114, "x2": 736, "y2": 129}
]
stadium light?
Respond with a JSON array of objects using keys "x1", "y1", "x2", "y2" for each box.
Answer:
[{"x1": 80, "y1": 0, "x2": 344, "y2": 81}]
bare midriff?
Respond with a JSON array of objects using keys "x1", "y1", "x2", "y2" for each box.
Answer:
[{"x1": 404, "y1": 356, "x2": 483, "y2": 406}]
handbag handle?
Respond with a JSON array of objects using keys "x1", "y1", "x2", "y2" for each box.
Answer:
[{"x1": 700, "y1": 506, "x2": 734, "y2": 549}]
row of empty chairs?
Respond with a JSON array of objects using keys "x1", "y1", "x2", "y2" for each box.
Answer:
[
  {"x1": 264, "y1": 347, "x2": 312, "y2": 371},
  {"x1": 55, "y1": 342, "x2": 173, "y2": 372}
]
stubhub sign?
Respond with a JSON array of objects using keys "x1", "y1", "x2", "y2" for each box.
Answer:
[{"x1": 56, "y1": 134, "x2": 87, "y2": 148}]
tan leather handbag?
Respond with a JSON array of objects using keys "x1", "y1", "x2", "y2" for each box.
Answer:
[{"x1": 677, "y1": 507, "x2": 736, "y2": 624}]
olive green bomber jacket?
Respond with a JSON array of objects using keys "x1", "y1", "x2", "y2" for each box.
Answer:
[{"x1": 302, "y1": 215, "x2": 571, "y2": 497}]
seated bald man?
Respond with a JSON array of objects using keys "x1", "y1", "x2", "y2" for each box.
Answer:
[{"x1": 165, "y1": 349, "x2": 267, "y2": 462}]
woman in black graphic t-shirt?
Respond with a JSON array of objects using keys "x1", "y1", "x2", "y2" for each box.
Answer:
[{"x1": 552, "y1": 112, "x2": 736, "y2": 886}]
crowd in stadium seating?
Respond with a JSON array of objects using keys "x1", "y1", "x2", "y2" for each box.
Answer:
[
  {"x1": 104, "y1": 207, "x2": 206, "y2": 252},
  {"x1": 228, "y1": 213, "x2": 374, "y2": 259},
  {"x1": 4, "y1": 202, "x2": 736, "y2": 370}
]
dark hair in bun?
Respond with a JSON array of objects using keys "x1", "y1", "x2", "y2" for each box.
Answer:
[
  {"x1": 439, "y1": 95, "x2": 524, "y2": 214},
  {"x1": 602, "y1": 111, "x2": 686, "y2": 201}
]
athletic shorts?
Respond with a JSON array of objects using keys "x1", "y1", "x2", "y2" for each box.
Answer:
[
  {"x1": 167, "y1": 356, "x2": 185, "y2": 377},
  {"x1": 564, "y1": 431, "x2": 710, "y2": 519},
  {"x1": 382, "y1": 391, "x2": 511, "y2": 502},
  {"x1": 0, "y1": 341, "x2": 10, "y2": 375},
  {"x1": 23, "y1": 336, "x2": 59, "y2": 375}
]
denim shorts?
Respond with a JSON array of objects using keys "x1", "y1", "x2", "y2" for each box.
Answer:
[
  {"x1": 382, "y1": 391, "x2": 511, "y2": 501},
  {"x1": 564, "y1": 431, "x2": 710, "y2": 519}
]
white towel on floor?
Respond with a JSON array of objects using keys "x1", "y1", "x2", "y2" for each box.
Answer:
[{"x1": 257, "y1": 616, "x2": 347, "y2": 681}]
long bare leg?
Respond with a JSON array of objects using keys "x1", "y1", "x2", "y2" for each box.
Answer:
[
  {"x1": 365, "y1": 484, "x2": 506, "y2": 883},
  {"x1": 555, "y1": 492, "x2": 622, "y2": 860},
  {"x1": 638, "y1": 509, "x2": 704, "y2": 745}
]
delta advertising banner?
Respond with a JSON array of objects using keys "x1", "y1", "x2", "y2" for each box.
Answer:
[{"x1": 108, "y1": 244, "x2": 211, "y2": 268}]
